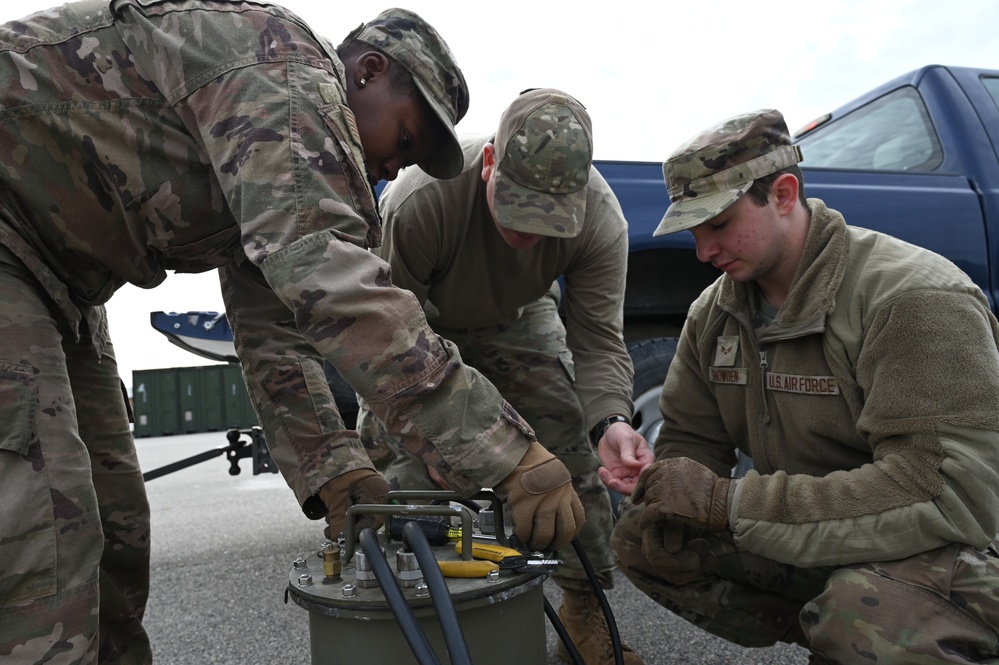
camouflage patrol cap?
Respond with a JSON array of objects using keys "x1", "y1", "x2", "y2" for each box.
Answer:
[
  {"x1": 654, "y1": 109, "x2": 803, "y2": 236},
  {"x1": 347, "y1": 8, "x2": 470, "y2": 179},
  {"x1": 492, "y1": 88, "x2": 592, "y2": 238}
]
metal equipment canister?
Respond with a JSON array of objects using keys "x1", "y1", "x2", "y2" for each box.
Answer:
[{"x1": 286, "y1": 497, "x2": 549, "y2": 665}]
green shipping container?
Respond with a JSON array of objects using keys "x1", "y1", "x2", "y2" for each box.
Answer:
[
  {"x1": 132, "y1": 368, "x2": 181, "y2": 438},
  {"x1": 222, "y1": 364, "x2": 258, "y2": 429},
  {"x1": 132, "y1": 364, "x2": 258, "y2": 436},
  {"x1": 177, "y1": 367, "x2": 203, "y2": 434},
  {"x1": 197, "y1": 365, "x2": 227, "y2": 432}
]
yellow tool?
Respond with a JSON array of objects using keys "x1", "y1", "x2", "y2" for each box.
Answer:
[
  {"x1": 456, "y1": 540, "x2": 561, "y2": 572},
  {"x1": 438, "y1": 542, "x2": 529, "y2": 578},
  {"x1": 437, "y1": 559, "x2": 500, "y2": 578},
  {"x1": 455, "y1": 540, "x2": 522, "y2": 562}
]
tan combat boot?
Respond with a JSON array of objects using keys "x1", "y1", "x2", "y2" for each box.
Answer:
[{"x1": 556, "y1": 588, "x2": 645, "y2": 665}]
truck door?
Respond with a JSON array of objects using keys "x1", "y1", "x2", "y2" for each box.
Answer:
[{"x1": 796, "y1": 79, "x2": 991, "y2": 306}]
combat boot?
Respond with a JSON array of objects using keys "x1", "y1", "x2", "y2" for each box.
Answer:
[{"x1": 556, "y1": 588, "x2": 644, "y2": 665}]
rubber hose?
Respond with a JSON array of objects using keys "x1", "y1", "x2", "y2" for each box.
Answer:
[
  {"x1": 359, "y1": 528, "x2": 441, "y2": 665},
  {"x1": 571, "y1": 538, "x2": 624, "y2": 665},
  {"x1": 402, "y1": 520, "x2": 473, "y2": 665}
]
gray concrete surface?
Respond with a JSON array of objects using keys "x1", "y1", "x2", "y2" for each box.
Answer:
[{"x1": 136, "y1": 432, "x2": 807, "y2": 664}]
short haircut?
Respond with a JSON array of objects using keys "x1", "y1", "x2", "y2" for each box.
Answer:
[
  {"x1": 745, "y1": 165, "x2": 809, "y2": 209},
  {"x1": 336, "y1": 39, "x2": 418, "y2": 98}
]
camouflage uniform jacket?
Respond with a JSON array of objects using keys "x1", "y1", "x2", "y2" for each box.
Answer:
[
  {"x1": 376, "y1": 136, "x2": 635, "y2": 433},
  {"x1": 659, "y1": 200, "x2": 999, "y2": 566},
  {"x1": 0, "y1": 0, "x2": 534, "y2": 515}
]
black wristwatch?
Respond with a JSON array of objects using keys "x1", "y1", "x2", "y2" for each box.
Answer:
[{"x1": 590, "y1": 414, "x2": 631, "y2": 444}]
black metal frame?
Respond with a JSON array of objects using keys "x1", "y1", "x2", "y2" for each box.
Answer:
[{"x1": 141, "y1": 426, "x2": 278, "y2": 482}]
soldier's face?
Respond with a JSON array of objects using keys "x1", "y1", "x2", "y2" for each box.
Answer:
[
  {"x1": 350, "y1": 80, "x2": 445, "y2": 185},
  {"x1": 690, "y1": 173, "x2": 804, "y2": 303},
  {"x1": 690, "y1": 193, "x2": 787, "y2": 284}
]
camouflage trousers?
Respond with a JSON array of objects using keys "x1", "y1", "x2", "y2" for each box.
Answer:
[
  {"x1": 0, "y1": 245, "x2": 151, "y2": 664},
  {"x1": 612, "y1": 499, "x2": 999, "y2": 663},
  {"x1": 358, "y1": 287, "x2": 616, "y2": 590}
]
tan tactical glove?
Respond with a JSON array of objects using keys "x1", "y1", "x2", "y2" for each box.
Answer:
[
  {"x1": 641, "y1": 520, "x2": 705, "y2": 585},
  {"x1": 633, "y1": 457, "x2": 731, "y2": 532},
  {"x1": 318, "y1": 468, "x2": 390, "y2": 540},
  {"x1": 496, "y1": 441, "x2": 585, "y2": 550}
]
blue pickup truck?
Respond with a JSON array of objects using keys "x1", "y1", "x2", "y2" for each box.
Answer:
[
  {"x1": 155, "y1": 64, "x2": 999, "y2": 444},
  {"x1": 609, "y1": 63, "x2": 999, "y2": 445}
]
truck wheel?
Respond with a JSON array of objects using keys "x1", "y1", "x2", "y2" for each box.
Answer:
[{"x1": 628, "y1": 337, "x2": 677, "y2": 449}]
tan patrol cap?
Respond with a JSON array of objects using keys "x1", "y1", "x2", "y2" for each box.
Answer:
[
  {"x1": 654, "y1": 109, "x2": 802, "y2": 236},
  {"x1": 347, "y1": 8, "x2": 470, "y2": 179},
  {"x1": 492, "y1": 88, "x2": 592, "y2": 238}
]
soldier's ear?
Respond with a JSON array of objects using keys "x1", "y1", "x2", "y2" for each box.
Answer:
[
  {"x1": 481, "y1": 143, "x2": 496, "y2": 183},
  {"x1": 772, "y1": 173, "x2": 799, "y2": 214},
  {"x1": 352, "y1": 51, "x2": 390, "y2": 90}
]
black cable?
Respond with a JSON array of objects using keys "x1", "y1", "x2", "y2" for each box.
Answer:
[
  {"x1": 571, "y1": 538, "x2": 624, "y2": 665},
  {"x1": 359, "y1": 528, "x2": 441, "y2": 665},
  {"x1": 402, "y1": 521, "x2": 473, "y2": 665},
  {"x1": 544, "y1": 595, "x2": 585, "y2": 665}
]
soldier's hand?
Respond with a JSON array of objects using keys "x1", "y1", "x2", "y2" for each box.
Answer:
[
  {"x1": 641, "y1": 520, "x2": 704, "y2": 585},
  {"x1": 496, "y1": 441, "x2": 585, "y2": 550},
  {"x1": 318, "y1": 468, "x2": 390, "y2": 540},
  {"x1": 427, "y1": 465, "x2": 453, "y2": 490},
  {"x1": 597, "y1": 423, "x2": 655, "y2": 495},
  {"x1": 633, "y1": 457, "x2": 731, "y2": 532}
]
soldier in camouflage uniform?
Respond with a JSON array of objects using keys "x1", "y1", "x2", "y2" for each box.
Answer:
[
  {"x1": 357, "y1": 88, "x2": 653, "y2": 665},
  {"x1": 0, "y1": 2, "x2": 585, "y2": 663},
  {"x1": 611, "y1": 109, "x2": 999, "y2": 663}
]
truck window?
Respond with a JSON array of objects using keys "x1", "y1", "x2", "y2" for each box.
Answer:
[
  {"x1": 796, "y1": 86, "x2": 942, "y2": 173},
  {"x1": 983, "y1": 77, "x2": 999, "y2": 110}
]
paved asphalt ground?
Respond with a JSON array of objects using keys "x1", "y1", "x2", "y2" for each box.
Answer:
[{"x1": 135, "y1": 432, "x2": 807, "y2": 664}]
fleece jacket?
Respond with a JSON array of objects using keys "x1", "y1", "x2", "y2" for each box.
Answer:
[{"x1": 660, "y1": 200, "x2": 999, "y2": 566}]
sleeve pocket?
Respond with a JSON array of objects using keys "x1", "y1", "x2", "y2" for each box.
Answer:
[
  {"x1": 557, "y1": 349, "x2": 577, "y2": 385},
  {"x1": 0, "y1": 361, "x2": 35, "y2": 456},
  {"x1": 316, "y1": 103, "x2": 382, "y2": 248}
]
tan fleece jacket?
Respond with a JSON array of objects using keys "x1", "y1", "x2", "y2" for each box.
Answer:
[{"x1": 660, "y1": 200, "x2": 999, "y2": 566}]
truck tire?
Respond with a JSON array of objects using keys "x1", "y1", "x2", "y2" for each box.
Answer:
[{"x1": 628, "y1": 337, "x2": 677, "y2": 448}]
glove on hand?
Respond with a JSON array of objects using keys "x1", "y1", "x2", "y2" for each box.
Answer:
[
  {"x1": 496, "y1": 441, "x2": 585, "y2": 550},
  {"x1": 318, "y1": 468, "x2": 390, "y2": 540},
  {"x1": 641, "y1": 520, "x2": 704, "y2": 585},
  {"x1": 633, "y1": 457, "x2": 731, "y2": 532}
]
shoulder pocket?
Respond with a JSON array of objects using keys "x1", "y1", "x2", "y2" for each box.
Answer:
[
  {"x1": 0, "y1": 361, "x2": 36, "y2": 456},
  {"x1": 316, "y1": 103, "x2": 382, "y2": 248}
]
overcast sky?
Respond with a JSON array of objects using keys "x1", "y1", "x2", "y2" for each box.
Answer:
[{"x1": 7, "y1": 0, "x2": 998, "y2": 390}]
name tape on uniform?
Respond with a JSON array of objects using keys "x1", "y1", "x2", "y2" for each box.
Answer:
[
  {"x1": 766, "y1": 372, "x2": 840, "y2": 395},
  {"x1": 709, "y1": 367, "x2": 747, "y2": 385},
  {"x1": 709, "y1": 368, "x2": 840, "y2": 395}
]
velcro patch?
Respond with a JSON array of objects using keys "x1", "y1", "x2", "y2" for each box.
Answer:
[
  {"x1": 713, "y1": 336, "x2": 740, "y2": 367},
  {"x1": 766, "y1": 372, "x2": 839, "y2": 395},
  {"x1": 709, "y1": 367, "x2": 747, "y2": 385}
]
